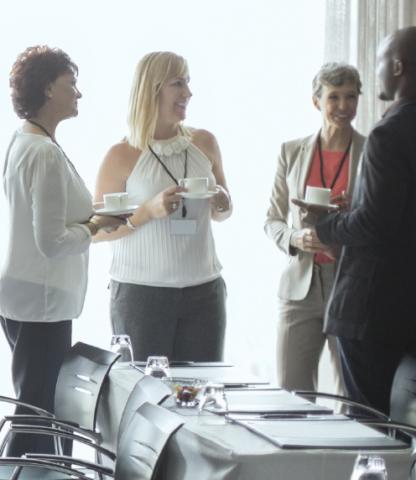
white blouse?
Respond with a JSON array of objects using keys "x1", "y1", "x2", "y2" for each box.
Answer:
[
  {"x1": 109, "y1": 137, "x2": 222, "y2": 287},
  {"x1": 0, "y1": 130, "x2": 93, "y2": 322}
]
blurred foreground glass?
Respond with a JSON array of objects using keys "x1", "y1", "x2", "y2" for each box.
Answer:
[
  {"x1": 198, "y1": 383, "x2": 228, "y2": 412},
  {"x1": 197, "y1": 382, "x2": 228, "y2": 425},
  {"x1": 350, "y1": 454, "x2": 388, "y2": 480},
  {"x1": 110, "y1": 334, "x2": 134, "y2": 362},
  {"x1": 145, "y1": 356, "x2": 171, "y2": 378}
]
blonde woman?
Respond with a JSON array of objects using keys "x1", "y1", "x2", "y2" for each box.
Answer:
[{"x1": 95, "y1": 51, "x2": 232, "y2": 362}]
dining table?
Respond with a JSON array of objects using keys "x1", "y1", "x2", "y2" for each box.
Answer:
[{"x1": 96, "y1": 362, "x2": 414, "y2": 480}]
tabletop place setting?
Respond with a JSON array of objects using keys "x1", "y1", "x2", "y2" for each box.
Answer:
[
  {"x1": 98, "y1": 337, "x2": 414, "y2": 479},
  {"x1": 128, "y1": 352, "x2": 230, "y2": 412}
]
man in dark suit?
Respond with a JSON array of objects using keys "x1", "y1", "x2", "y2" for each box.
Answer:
[{"x1": 311, "y1": 26, "x2": 416, "y2": 415}]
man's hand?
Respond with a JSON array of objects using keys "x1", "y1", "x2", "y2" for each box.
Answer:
[{"x1": 290, "y1": 227, "x2": 328, "y2": 253}]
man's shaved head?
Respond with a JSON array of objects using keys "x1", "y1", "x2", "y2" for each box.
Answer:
[{"x1": 376, "y1": 26, "x2": 416, "y2": 101}]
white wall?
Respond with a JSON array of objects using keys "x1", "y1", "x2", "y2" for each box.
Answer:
[{"x1": 0, "y1": 0, "x2": 330, "y2": 394}]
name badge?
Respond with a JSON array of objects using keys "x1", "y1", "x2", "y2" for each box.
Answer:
[{"x1": 170, "y1": 219, "x2": 197, "y2": 235}]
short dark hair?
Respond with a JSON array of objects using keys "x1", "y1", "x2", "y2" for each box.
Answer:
[{"x1": 10, "y1": 45, "x2": 78, "y2": 119}]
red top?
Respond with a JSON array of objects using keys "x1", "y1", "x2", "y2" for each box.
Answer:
[{"x1": 305, "y1": 147, "x2": 349, "y2": 263}]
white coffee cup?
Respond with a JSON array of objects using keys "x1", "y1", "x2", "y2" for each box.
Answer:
[
  {"x1": 178, "y1": 177, "x2": 209, "y2": 193},
  {"x1": 103, "y1": 192, "x2": 129, "y2": 210},
  {"x1": 304, "y1": 186, "x2": 331, "y2": 206}
]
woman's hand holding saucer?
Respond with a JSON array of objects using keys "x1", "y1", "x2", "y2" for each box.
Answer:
[
  {"x1": 89, "y1": 214, "x2": 126, "y2": 234},
  {"x1": 143, "y1": 185, "x2": 183, "y2": 219},
  {"x1": 291, "y1": 198, "x2": 338, "y2": 226},
  {"x1": 331, "y1": 191, "x2": 351, "y2": 211}
]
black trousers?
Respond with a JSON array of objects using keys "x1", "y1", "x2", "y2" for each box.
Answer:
[
  {"x1": 337, "y1": 336, "x2": 405, "y2": 416},
  {"x1": 0, "y1": 317, "x2": 72, "y2": 456}
]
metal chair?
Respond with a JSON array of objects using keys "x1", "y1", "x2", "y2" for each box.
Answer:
[
  {"x1": 117, "y1": 375, "x2": 172, "y2": 448},
  {"x1": 1, "y1": 342, "x2": 120, "y2": 451},
  {"x1": 20, "y1": 401, "x2": 184, "y2": 480},
  {"x1": 115, "y1": 401, "x2": 184, "y2": 480},
  {"x1": 0, "y1": 457, "x2": 93, "y2": 479},
  {"x1": 293, "y1": 390, "x2": 389, "y2": 420},
  {"x1": 390, "y1": 354, "x2": 416, "y2": 426}
]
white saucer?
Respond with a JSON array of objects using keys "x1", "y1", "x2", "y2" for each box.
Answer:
[
  {"x1": 180, "y1": 189, "x2": 219, "y2": 200},
  {"x1": 94, "y1": 205, "x2": 139, "y2": 216},
  {"x1": 292, "y1": 199, "x2": 339, "y2": 211}
]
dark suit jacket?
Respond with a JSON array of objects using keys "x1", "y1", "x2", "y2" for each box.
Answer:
[{"x1": 316, "y1": 99, "x2": 416, "y2": 347}]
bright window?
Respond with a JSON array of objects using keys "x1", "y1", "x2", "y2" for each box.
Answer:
[{"x1": 0, "y1": 0, "x2": 326, "y2": 391}]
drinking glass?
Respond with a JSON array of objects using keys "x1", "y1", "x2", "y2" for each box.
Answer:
[
  {"x1": 350, "y1": 454, "x2": 388, "y2": 480},
  {"x1": 110, "y1": 334, "x2": 134, "y2": 362},
  {"x1": 144, "y1": 356, "x2": 171, "y2": 378},
  {"x1": 197, "y1": 383, "x2": 228, "y2": 425},
  {"x1": 198, "y1": 383, "x2": 228, "y2": 412}
]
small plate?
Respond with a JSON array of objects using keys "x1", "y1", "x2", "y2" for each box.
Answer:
[
  {"x1": 180, "y1": 188, "x2": 219, "y2": 200},
  {"x1": 292, "y1": 199, "x2": 339, "y2": 211},
  {"x1": 94, "y1": 204, "x2": 139, "y2": 216}
]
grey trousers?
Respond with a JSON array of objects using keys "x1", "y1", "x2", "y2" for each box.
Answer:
[
  {"x1": 276, "y1": 263, "x2": 343, "y2": 393},
  {"x1": 110, "y1": 277, "x2": 227, "y2": 361}
]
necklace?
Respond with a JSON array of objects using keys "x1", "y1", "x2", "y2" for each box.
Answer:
[
  {"x1": 152, "y1": 135, "x2": 190, "y2": 156},
  {"x1": 317, "y1": 131, "x2": 352, "y2": 189},
  {"x1": 26, "y1": 119, "x2": 80, "y2": 177}
]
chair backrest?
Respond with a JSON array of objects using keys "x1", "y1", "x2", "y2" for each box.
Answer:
[
  {"x1": 115, "y1": 402, "x2": 184, "y2": 480},
  {"x1": 117, "y1": 375, "x2": 172, "y2": 446},
  {"x1": 390, "y1": 354, "x2": 416, "y2": 426},
  {"x1": 54, "y1": 342, "x2": 120, "y2": 431},
  {"x1": 293, "y1": 390, "x2": 388, "y2": 419}
]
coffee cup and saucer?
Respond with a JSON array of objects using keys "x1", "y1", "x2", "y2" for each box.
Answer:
[
  {"x1": 292, "y1": 186, "x2": 339, "y2": 211},
  {"x1": 94, "y1": 192, "x2": 138, "y2": 216},
  {"x1": 178, "y1": 177, "x2": 219, "y2": 199}
]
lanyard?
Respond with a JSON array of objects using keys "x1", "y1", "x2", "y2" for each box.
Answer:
[
  {"x1": 148, "y1": 144, "x2": 188, "y2": 218},
  {"x1": 26, "y1": 119, "x2": 80, "y2": 177},
  {"x1": 317, "y1": 132, "x2": 352, "y2": 190}
]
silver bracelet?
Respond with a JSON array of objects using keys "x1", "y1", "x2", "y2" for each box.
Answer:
[{"x1": 126, "y1": 217, "x2": 136, "y2": 231}]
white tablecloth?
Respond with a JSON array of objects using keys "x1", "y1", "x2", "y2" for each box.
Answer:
[{"x1": 97, "y1": 364, "x2": 413, "y2": 480}]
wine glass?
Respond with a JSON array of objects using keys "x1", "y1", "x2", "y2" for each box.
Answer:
[
  {"x1": 350, "y1": 454, "x2": 388, "y2": 480},
  {"x1": 144, "y1": 356, "x2": 171, "y2": 378},
  {"x1": 110, "y1": 334, "x2": 134, "y2": 362}
]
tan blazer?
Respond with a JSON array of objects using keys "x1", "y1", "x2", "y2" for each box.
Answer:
[{"x1": 265, "y1": 130, "x2": 366, "y2": 301}]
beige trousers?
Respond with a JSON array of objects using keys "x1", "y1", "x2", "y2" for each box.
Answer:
[{"x1": 276, "y1": 263, "x2": 343, "y2": 393}]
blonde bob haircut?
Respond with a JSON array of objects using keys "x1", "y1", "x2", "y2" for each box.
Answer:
[{"x1": 127, "y1": 51, "x2": 191, "y2": 150}]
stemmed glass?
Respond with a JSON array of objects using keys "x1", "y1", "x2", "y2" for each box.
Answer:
[
  {"x1": 110, "y1": 334, "x2": 134, "y2": 362},
  {"x1": 350, "y1": 454, "x2": 388, "y2": 480}
]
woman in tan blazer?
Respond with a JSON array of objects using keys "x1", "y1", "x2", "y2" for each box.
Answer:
[{"x1": 265, "y1": 63, "x2": 365, "y2": 393}]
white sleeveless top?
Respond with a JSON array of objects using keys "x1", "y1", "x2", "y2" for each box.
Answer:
[{"x1": 109, "y1": 136, "x2": 222, "y2": 288}]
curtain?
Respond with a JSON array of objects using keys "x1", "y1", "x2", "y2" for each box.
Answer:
[{"x1": 325, "y1": 0, "x2": 416, "y2": 135}]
